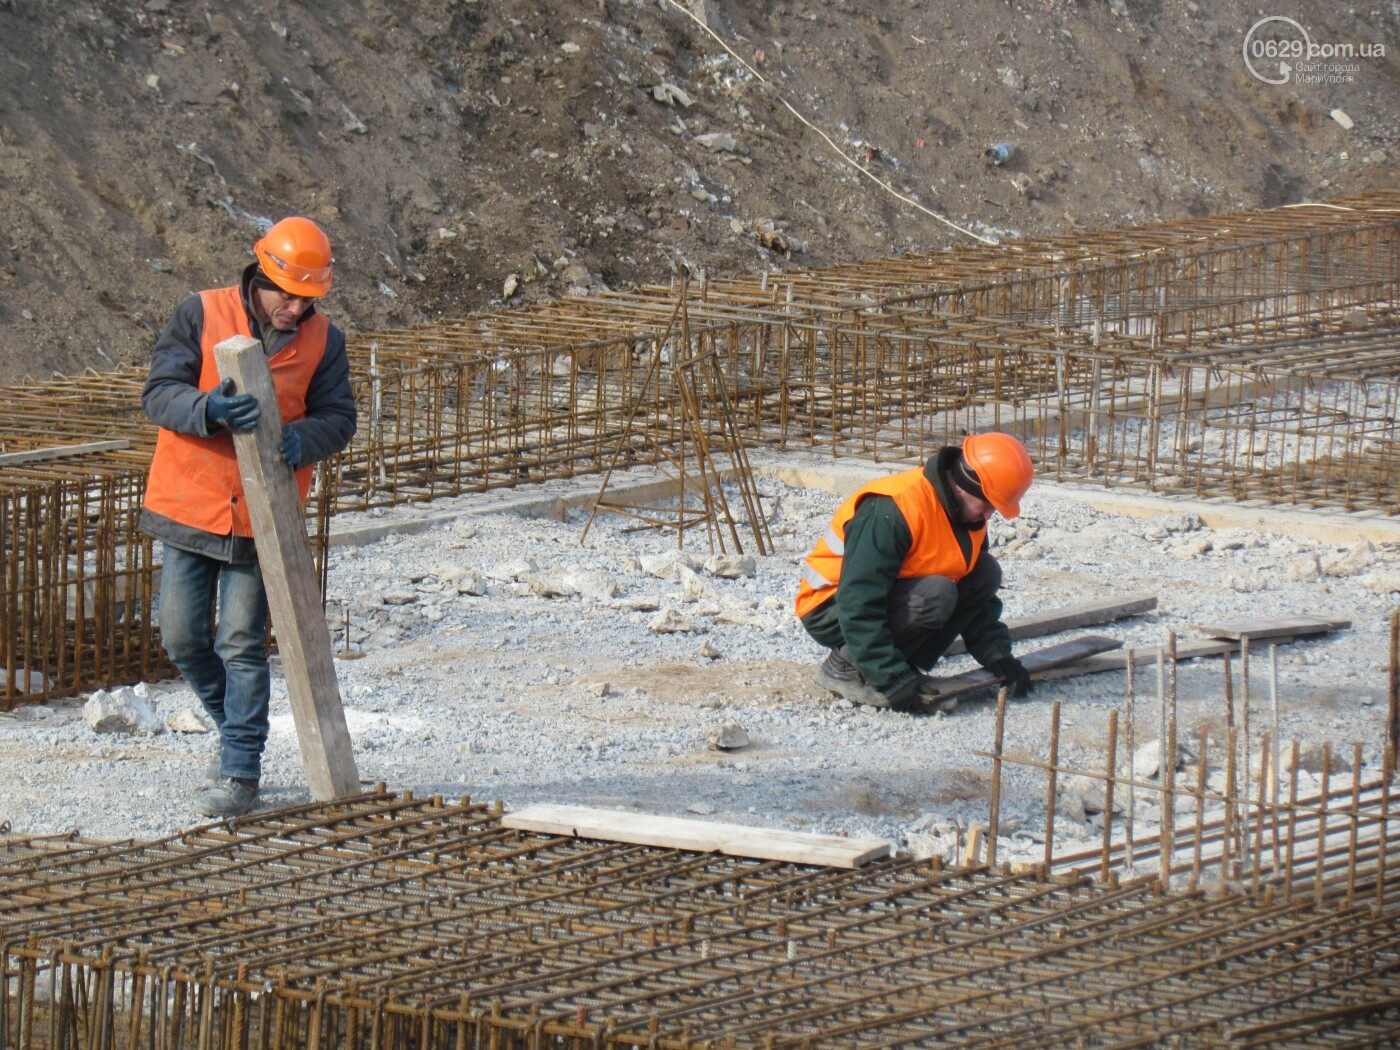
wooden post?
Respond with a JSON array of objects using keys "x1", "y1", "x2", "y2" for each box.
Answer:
[{"x1": 214, "y1": 335, "x2": 359, "y2": 800}]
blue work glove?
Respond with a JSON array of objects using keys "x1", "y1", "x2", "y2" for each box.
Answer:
[
  {"x1": 205, "y1": 378, "x2": 261, "y2": 431},
  {"x1": 280, "y1": 425, "x2": 306, "y2": 470}
]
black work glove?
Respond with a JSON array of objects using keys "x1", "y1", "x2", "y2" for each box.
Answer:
[
  {"x1": 280, "y1": 425, "x2": 306, "y2": 470},
  {"x1": 882, "y1": 673, "x2": 948, "y2": 714},
  {"x1": 205, "y1": 378, "x2": 261, "y2": 432},
  {"x1": 990, "y1": 656, "x2": 1033, "y2": 699}
]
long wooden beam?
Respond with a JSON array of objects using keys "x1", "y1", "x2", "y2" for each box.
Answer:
[
  {"x1": 923, "y1": 634, "x2": 1124, "y2": 707},
  {"x1": 944, "y1": 593, "x2": 1157, "y2": 656},
  {"x1": 502, "y1": 804, "x2": 891, "y2": 868},
  {"x1": 0, "y1": 439, "x2": 130, "y2": 466},
  {"x1": 215, "y1": 335, "x2": 359, "y2": 800}
]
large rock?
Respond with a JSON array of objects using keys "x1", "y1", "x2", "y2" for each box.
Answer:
[
  {"x1": 703, "y1": 553, "x2": 757, "y2": 578},
  {"x1": 1124, "y1": 739, "x2": 1195, "y2": 780},
  {"x1": 562, "y1": 569, "x2": 622, "y2": 601},
  {"x1": 639, "y1": 550, "x2": 702, "y2": 580},
  {"x1": 167, "y1": 708, "x2": 214, "y2": 734},
  {"x1": 455, "y1": 573, "x2": 487, "y2": 596},
  {"x1": 84, "y1": 687, "x2": 162, "y2": 735},
  {"x1": 1321, "y1": 541, "x2": 1375, "y2": 578},
  {"x1": 676, "y1": 564, "x2": 713, "y2": 603},
  {"x1": 526, "y1": 573, "x2": 579, "y2": 598},
  {"x1": 694, "y1": 131, "x2": 737, "y2": 153},
  {"x1": 707, "y1": 723, "x2": 750, "y2": 750},
  {"x1": 614, "y1": 594, "x2": 661, "y2": 612},
  {"x1": 649, "y1": 608, "x2": 700, "y2": 634},
  {"x1": 490, "y1": 557, "x2": 540, "y2": 581},
  {"x1": 651, "y1": 82, "x2": 694, "y2": 108},
  {"x1": 1058, "y1": 773, "x2": 1124, "y2": 822}
]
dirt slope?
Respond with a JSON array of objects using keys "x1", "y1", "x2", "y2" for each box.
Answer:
[{"x1": 0, "y1": 0, "x2": 1396, "y2": 384}]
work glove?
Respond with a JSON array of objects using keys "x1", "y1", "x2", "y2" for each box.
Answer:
[
  {"x1": 989, "y1": 656, "x2": 1033, "y2": 699},
  {"x1": 880, "y1": 674, "x2": 945, "y2": 714},
  {"x1": 280, "y1": 425, "x2": 307, "y2": 470},
  {"x1": 205, "y1": 378, "x2": 261, "y2": 432}
]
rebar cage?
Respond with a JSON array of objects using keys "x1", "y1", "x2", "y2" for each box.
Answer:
[
  {"x1": 2, "y1": 777, "x2": 1399, "y2": 1049},
  {"x1": 3, "y1": 194, "x2": 1398, "y2": 704}
]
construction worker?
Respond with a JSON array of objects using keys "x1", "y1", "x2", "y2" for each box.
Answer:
[
  {"x1": 795, "y1": 433, "x2": 1034, "y2": 713},
  {"x1": 140, "y1": 217, "x2": 356, "y2": 817}
]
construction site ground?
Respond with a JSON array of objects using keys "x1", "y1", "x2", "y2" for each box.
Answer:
[
  {"x1": 3, "y1": 453, "x2": 1395, "y2": 867},
  {"x1": 5, "y1": 3, "x2": 1400, "y2": 1046}
]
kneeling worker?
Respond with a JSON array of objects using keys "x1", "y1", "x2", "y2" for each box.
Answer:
[{"x1": 795, "y1": 433, "x2": 1034, "y2": 712}]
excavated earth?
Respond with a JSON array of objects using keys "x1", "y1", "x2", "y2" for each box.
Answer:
[{"x1": 1, "y1": 0, "x2": 1398, "y2": 381}]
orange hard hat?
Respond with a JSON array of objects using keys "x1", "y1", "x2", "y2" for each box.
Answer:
[
  {"x1": 253, "y1": 217, "x2": 333, "y2": 297},
  {"x1": 961, "y1": 432, "x2": 1033, "y2": 519}
]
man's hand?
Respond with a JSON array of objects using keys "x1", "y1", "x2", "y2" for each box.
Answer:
[
  {"x1": 205, "y1": 378, "x2": 261, "y2": 431},
  {"x1": 990, "y1": 656, "x2": 1033, "y2": 699},
  {"x1": 280, "y1": 425, "x2": 306, "y2": 470}
]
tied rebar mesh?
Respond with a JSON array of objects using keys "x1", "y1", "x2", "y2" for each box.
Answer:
[
  {"x1": 2, "y1": 786, "x2": 1400, "y2": 1049},
  {"x1": 3, "y1": 193, "x2": 1399, "y2": 704}
]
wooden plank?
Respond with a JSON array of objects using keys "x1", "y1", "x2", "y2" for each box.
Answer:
[
  {"x1": 1191, "y1": 616, "x2": 1350, "y2": 642},
  {"x1": 502, "y1": 804, "x2": 891, "y2": 868},
  {"x1": 0, "y1": 439, "x2": 130, "y2": 467},
  {"x1": 944, "y1": 593, "x2": 1157, "y2": 656},
  {"x1": 921, "y1": 634, "x2": 1124, "y2": 707},
  {"x1": 1036, "y1": 635, "x2": 1305, "y2": 682},
  {"x1": 214, "y1": 336, "x2": 359, "y2": 801}
]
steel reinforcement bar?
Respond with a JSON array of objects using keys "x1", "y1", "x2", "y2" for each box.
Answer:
[
  {"x1": 3, "y1": 196, "x2": 1398, "y2": 704},
  {"x1": 3, "y1": 788, "x2": 1400, "y2": 1048}
]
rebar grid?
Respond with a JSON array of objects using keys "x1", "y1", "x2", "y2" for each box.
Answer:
[
  {"x1": 2, "y1": 784, "x2": 1399, "y2": 1049},
  {"x1": 630, "y1": 192, "x2": 1400, "y2": 338},
  {"x1": 3, "y1": 196, "x2": 1398, "y2": 705}
]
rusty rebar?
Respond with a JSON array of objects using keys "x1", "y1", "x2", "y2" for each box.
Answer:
[
  {"x1": 4, "y1": 196, "x2": 1399, "y2": 705},
  {"x1": 5, "y1": 782, "x2": 1400, "y2": 1050}
]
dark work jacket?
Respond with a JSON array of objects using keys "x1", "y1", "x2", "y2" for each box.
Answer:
[
  {"x1": 816, "y1": 448, "x2": 1012, "y2": 696},
  {"x1": 139, "y1": 264, "x2": 356, "y2": 562}
]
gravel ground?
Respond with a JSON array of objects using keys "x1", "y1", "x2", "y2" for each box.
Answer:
[{"x1": 3, "y1": 454, "x2": 1396, "y2": 865}]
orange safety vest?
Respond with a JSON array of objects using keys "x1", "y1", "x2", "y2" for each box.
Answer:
[
  {"x1": 142, "y1": 285, "x2": 329, "y2": 538},
  {"x1": 794, "y1": 466, "x2": 986, "y2": 618}
]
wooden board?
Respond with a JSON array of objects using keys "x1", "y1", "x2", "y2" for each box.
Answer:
[
  {"x1": 921, "y1": 634, "x2": 1124, "y2": 708},
  {"x1": 503, "y1": 804, "x2": 891, "y2": 869},
  {"x1": 1035, "y1": 634, "x2": 1311, "y2": 682},
  {"x1": 0, "y1": 439, "x2": 130, "y2": 466},
  {"x1": 944, "y1": 593, "x2": 1157, "y2": 656},
  {"x1": 1190, "y1": 616, "x2": 1350, "y2": 641},
  {"x1": 214, "y1": 336, "x2": 360, "y2": 801}
]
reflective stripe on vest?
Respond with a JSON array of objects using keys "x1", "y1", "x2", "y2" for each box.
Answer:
[
  {"x1": 793, "y1": 465, "x2": 985, "y2": 619},
  {"x1": 142, "y1": 285, "x2": 330, "y2": 538}
]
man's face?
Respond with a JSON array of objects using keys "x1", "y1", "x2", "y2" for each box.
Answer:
[
  {"x1": 950, "y1": 482, "x2": 996, "y2": 528},
  {"x1": 253, "y1": 286, "x2": 315, "y2": 332}
]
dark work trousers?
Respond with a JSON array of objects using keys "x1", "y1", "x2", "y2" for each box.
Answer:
[{"x1": 801, "y1": 554, "x2": 1003, "y2": 672}]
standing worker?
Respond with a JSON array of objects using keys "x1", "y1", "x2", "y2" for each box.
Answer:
[
  {"x1": 796, "y1": 433, "x2": 1035, "y2": 713},
  {"x1": 140, "y1": 217, "x2": 357, "y2": 817}
]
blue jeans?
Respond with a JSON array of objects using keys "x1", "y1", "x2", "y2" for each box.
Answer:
[{"x1": 158, "y1": 544, "x2": 270, "y2": 781}]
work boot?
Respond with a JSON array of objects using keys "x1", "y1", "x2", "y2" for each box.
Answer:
[
  {"x1": 197, "y1": 777, "x2": 260, "y2": 818},
  {"x1": 814, "y1": 648, "x2": 893, "y2": 708}
]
